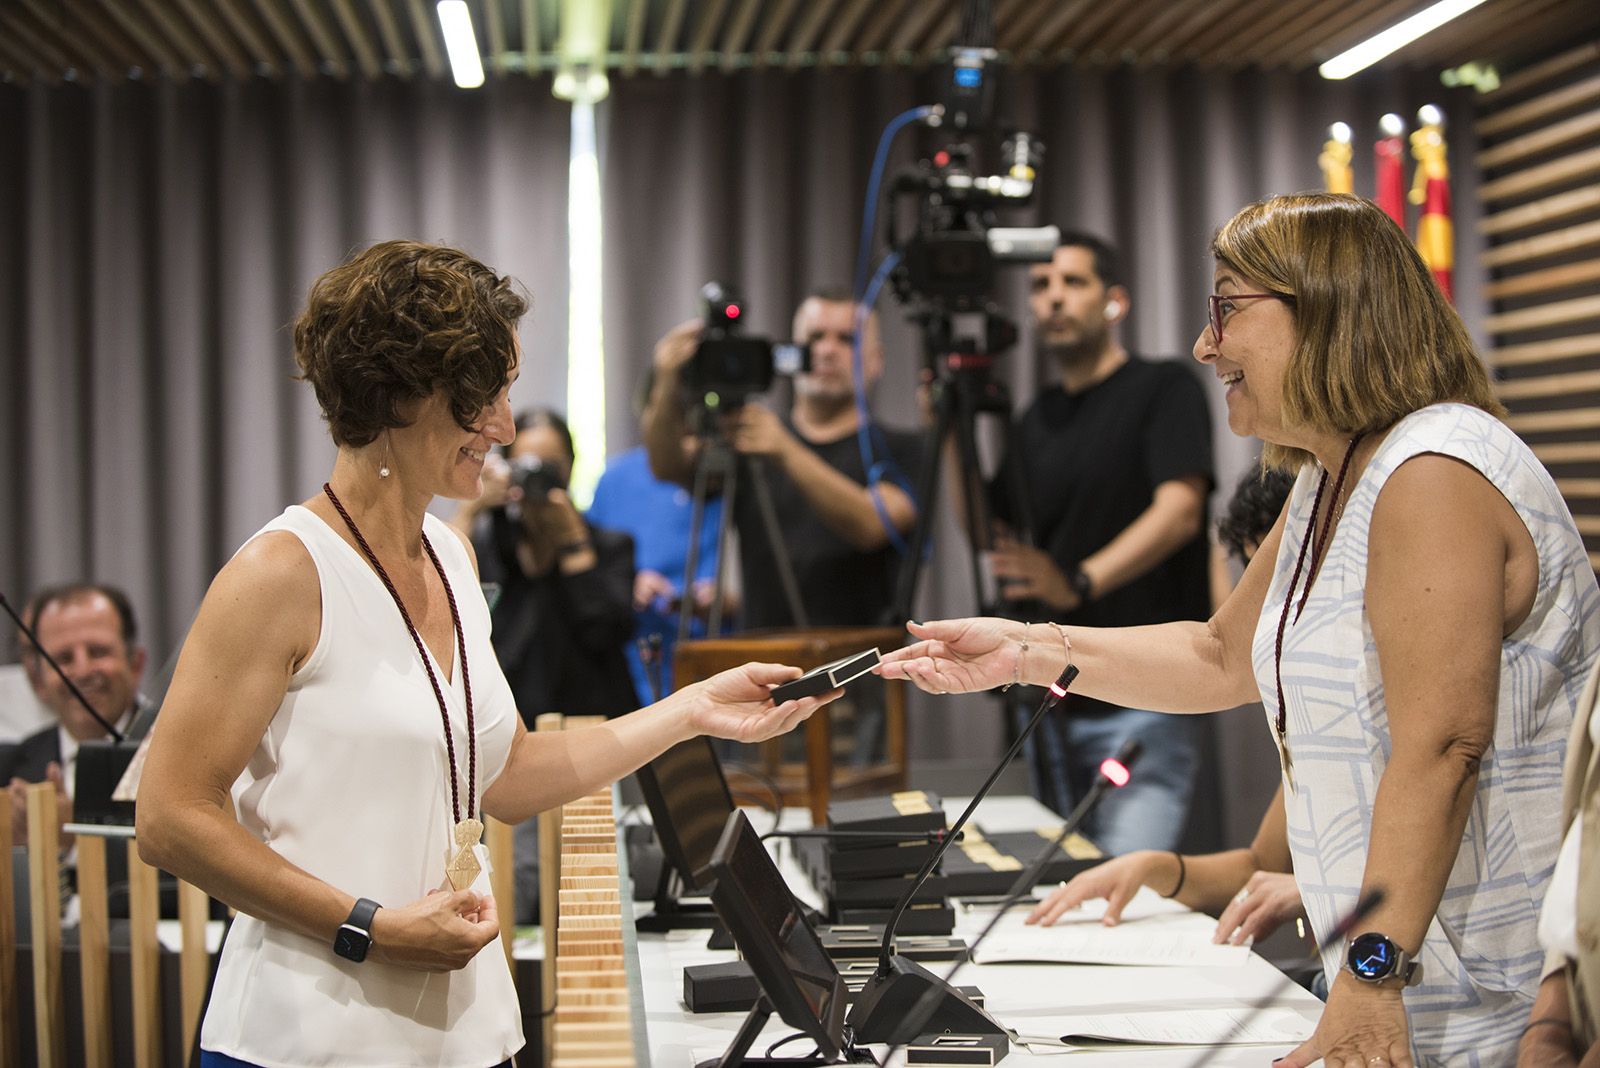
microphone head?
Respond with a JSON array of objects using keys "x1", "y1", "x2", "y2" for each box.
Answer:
[
  {"x1": 1046, "y1": 664, "x2": 1080, "y2": 701},
  {"x1": 1112, "y1": 738, "x2": 1143, "y2": 768}
]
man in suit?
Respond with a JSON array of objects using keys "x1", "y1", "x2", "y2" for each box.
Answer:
[{"x1": 2, "y1": 582, "x2": 147, "y2": 847}]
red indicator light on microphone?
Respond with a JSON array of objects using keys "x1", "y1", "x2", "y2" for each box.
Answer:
[
  {"x1": 727, "y1": 304, "x2": 741, "y2": 320},
  {"x1": 1048, "y1": 681, "x2": 1068, "y2": 699},
  {"x1": 1100, "y1": 758, "x2": 1130, "y2": 788},
  {"x1": 934, "y1": 150, "x2": 951, "y2": 167}
]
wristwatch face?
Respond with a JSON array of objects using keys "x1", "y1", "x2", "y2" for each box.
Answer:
[
  {"x1": 1347, "y1": 932, "x2": 1396, "y2": 980},
  {"x1": 334, "y1": 925, "x2": 370, "y2": 963}
]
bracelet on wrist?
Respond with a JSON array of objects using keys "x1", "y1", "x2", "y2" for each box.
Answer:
[
  {"x1": 1163, "y1": 851, "x2": 1186, "y2": 898},
  {"x1": 1003, "y1": 624, "x2": 1030, "y2": 692}
]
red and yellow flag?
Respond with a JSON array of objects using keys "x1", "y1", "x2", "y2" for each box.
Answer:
[
  {"x1": 1409, "y1": 105, "x2": 1453, "y2": 303},
  {"x1": 1375, "y1": 114, "x2": 1407, "y2": 227}
]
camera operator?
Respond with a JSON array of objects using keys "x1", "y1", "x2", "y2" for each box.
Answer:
[
  {"x1": 988, "y1": 233, "x2": 1213, "y2": 855},
  {"x1": 450, "y1": 408, "x2": 637, "y2": 721},
  {"x1": 642, "y1": 287, "x2": 923, "y2": 631}
]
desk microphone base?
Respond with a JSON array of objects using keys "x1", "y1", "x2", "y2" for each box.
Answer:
[{"x1": 846, "y1": 955, "x2": 1007, "y2": 1045}]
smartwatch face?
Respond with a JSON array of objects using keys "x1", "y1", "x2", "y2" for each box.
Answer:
[
  {"x1": 1348, "y1": 933, "x2": 1395, "y2": 980},
  {"x1": 334, "y1": 925, "x2": 371, "y2": 963}
]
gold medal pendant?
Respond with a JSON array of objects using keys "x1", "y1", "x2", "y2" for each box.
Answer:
[
  {"x1": 446, "y1": 817, "x2": 485, "y2": 890},
  {"x1": 1275, "y1": 733, "x2": 1296, "y2": 795}
]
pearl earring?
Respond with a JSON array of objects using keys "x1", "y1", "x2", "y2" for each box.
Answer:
[{"x1": 379, "y1": 464, "x2": 391, "y2": 479}]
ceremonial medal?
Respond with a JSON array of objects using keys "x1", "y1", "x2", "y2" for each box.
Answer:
[{"x1": 447, "y1": 817, "x2": 485, "y2": 890}]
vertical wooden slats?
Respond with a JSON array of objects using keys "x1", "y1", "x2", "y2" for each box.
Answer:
[
  {"x1": 364, "y1": 0, "x2": 410, "y2": 75},
  {"x1": 214, "y1": 0, "x2": 285, "y2": 75},
  {"x1": 287, "y1": 0, "x2": 352, "y2": 78},
  {"x1": 687, "y1": 0, "x2": 731, "y2": 72},
  {"x1": 486, "y1": 815, "x2": 516, "y2": 968},
  {"x1": 0, "y1": 793, "x2": 17, "y2": 1068},
  {"x1": 330, "y1": 0, "x2": 385, "y2": 79},
  {"x1": 126, "y1": 840, "x2": 162, "y2": 1068},
  {"x1": 77, "y1": 834, "x2": 114, "y2": 1068},
  {"x1": 404, "y1": 0, "x2": 446, "y2": 79},
  {"x1": 178, "y1": 880, "x2": 211, "y2": 1055},
  {"x1": 172, "y1": 0, "x2": 256, "y2": 77},
  {"x1": 249, "y1": 0, "x2": 322, "y2": 77},
  {"x1": 27, "y1": 785, "x2": 65, "y2": 1068}
]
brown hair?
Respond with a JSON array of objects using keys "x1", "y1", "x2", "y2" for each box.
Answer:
[
  {"x1": 292, "y1": 240, "x2": 528, "y2": 447},
  {"x1": 1212, "y1": 193, "x2": 1503, "y2": 471}
]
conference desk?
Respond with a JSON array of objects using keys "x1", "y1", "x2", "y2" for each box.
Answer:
[{"x1": 632, "y1": 795, "x2": 1324, "y2": 1066}]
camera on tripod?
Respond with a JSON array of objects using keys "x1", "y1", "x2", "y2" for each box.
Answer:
[{"x1": 683, "y1": 282, "x2": 810, "y2": 404}]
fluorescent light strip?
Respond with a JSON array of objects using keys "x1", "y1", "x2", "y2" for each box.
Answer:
[
  {"x1": 1319, "y1": 0, "x2": 1491, "y2": 80},
  {"x1": 565, "y1": 98, "x2": 606, "y2": 508},
  {"x1": 436, "y1": 0, "x2": 485, "y2": 89}
]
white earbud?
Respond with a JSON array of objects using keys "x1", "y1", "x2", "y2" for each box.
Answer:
[{"x1": 1105, "y1": 300, "x2": 1123, "y2": 317}]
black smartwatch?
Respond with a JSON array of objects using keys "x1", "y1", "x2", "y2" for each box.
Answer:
[
  {"x1": 333, "y1": 897, "x2": 381, "y2": 963},
  {"x1": 1068, "y1": 566, "x2": 1094, "y2": 603},
  {"x1": 1344, "y1": 932, "x2": 1420, "y2": 986}
]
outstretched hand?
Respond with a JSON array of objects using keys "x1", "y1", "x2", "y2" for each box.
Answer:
[
  {"x1": 875, "y1": 618, "x2": 1026, "y2": 695},
  {"x1": 1026, "y1": 850, "x2": 1177, "y2": 927},
  {"x1": 688, "y1": 662, "x2": 837, "y2": 744}
]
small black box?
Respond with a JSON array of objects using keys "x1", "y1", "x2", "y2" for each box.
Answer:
[
  {"x1": 824, "y1": 838, "x2": 941, "y2": 879},
  {"x1": 827, "y1": 791, "x2": 947, "y2": 847},
  {"x1": 825, "y1": 873, "x2": 950, "y2": 908},
  {"x1": 682, "y1": 960, "x2": 761, "y2": 1014},
  {"x1": 833, "y1": 902, "x2": 956, "y2": 935},
  {"x1": 906, "y1": 1032, "x2": 1009, "y2": 1065}
]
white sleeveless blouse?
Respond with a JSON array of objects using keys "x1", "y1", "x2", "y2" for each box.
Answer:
[
  {"x1": 1253, "y1": 404, "x2": 1600, "y2": 1066},
  {"x1": 201, "y1": 505, "x2": 523, "y2": 1066}
]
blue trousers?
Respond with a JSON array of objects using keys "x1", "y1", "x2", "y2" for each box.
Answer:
[{"x1": 1013, "y1": 699, "x2": 1198, "y2": 855}]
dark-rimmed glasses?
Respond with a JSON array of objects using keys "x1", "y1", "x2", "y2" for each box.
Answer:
[{"x1": 1207, "y1": 293, "x2": 1280, "y2": 344}]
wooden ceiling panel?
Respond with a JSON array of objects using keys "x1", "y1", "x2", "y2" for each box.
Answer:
[{"x1": 0, "y1": 0, "x2": 1582, "y2": 85}]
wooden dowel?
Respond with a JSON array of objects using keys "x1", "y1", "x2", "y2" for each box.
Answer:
[
  {"x1": 26, "y1": 784, "x2": 64, "y2": 1068},
  {"x1": 178, "y1": 880, "x2": 211, "y2": 1055},
  {"x1": 77, "y1": 834, "x2": 113, "y2": 1068},
  {"x1": 1531, "y1": 441, "x2": 1600, "y2": 464},
  {"x1": 0, "y1": 792, "x2": 18, "y2": 1068},
  {"x1": 1480, "y1": 187, "x2": 1600, "y2": 237},
  {"x1": 126, "y1": 839, "x2": 162, "y2": 1068},
  {"x1": 485, "y1": 816, "x2": 515, "y2": 968},
  {"x1": 1508, "y1": 411, "x2": 1600, "y2": 435},
  {"x1": 1496, "y1": 368, "x2": 1600, "y2": 401}
]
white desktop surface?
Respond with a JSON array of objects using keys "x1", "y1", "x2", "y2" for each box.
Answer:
[{"x1": 634, "y1": 794, "x2": 1324, "y2": 1066}]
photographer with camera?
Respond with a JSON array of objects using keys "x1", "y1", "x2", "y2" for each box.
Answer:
[
  {"x1": 450, "y1": 407, "x2": 637, "y2": 722},
  {"x1": 642, "y1": 287, "x2": 923, "y2": 632}
]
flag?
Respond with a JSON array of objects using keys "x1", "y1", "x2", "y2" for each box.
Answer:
[
  {"x1": 1409, "y1": 107, "x2": 1453, "y2": 303},
  {"x1": 1320, "y1": 123, "x2": 1353, "y2": 193},
  {"x1": 1375, "y1": 114, "x2": 1407, "y2": 227}
]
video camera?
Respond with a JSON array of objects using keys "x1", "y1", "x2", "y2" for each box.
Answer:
[{"x1": 683, "y1": 282, "x2": 810, "y2": 405}]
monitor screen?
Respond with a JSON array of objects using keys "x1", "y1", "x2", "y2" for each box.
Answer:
[
  {"x1": 705, "y1": 810, "x2": 846, "y2": 1057},
  {"x1": 634, "y1": 736, "x2": 736, "y2": 892}
]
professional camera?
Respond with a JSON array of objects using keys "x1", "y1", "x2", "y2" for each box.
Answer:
[
  {"x1": 509, "y1": 454, "x2": 566, "y2": 500},
  {"x1": 683, "y1": 282, "x2": 810, "y2": 404}
]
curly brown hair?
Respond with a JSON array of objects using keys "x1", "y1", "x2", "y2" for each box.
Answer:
[{"x1": 292, "y1": 240, "x2": 528, "y2": 448}]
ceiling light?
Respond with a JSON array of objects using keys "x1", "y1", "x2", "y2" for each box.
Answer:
[
  {"x1": 437, "y1": 1, "x2": 485, "y2": 89},
  {"x1": 1319, "y1": 0, "x2": 1491, "y2": 80}
]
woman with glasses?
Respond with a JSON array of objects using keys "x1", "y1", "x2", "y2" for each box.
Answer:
[{"x1": 878, "y1": 193, "x2": 1600, "y2": 1067}]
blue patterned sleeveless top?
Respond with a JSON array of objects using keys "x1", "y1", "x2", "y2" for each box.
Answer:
[{"x1": 1253, "y1": 403, "x2": 1600, "y2": 1066}]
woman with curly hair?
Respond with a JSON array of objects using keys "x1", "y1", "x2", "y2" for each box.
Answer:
[
  {"x1": 135, "y1": 240, "x2": 834, "y2": 1067},
  {"x1": 881, "y1": 194, "x2": 1600, "y2": 1067}
]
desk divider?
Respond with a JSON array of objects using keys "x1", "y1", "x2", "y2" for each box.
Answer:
[
  {"x1": 125, "y1": 839, "x2": 162, "y2": 1068},
  {"x1": 76, "y1": 833, "x2": 113, "y2": 1068}
]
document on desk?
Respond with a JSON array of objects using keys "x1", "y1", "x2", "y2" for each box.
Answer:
[
  {"x1": 973, "y1": 922, "x2": 1251, "y2": 967},
  {"x1": 1015, "y1": 1009, "x2": 1313, "y2": 1051}
]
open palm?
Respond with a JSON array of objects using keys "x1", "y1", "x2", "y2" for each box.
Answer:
[
  {"x1": 689, "y1": 662, "x2": 832, "y2": 743},
  {"x1": 876, "y1": 618, "x2": 1023, "y2": 694}
]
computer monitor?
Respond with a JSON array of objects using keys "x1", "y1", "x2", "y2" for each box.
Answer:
[
  {"x1": 703, "y1": 810, "x2": 847, "y2": 1059},
  {"x1": 634, "y1": 736, "x2": 737, "y2": 893}
]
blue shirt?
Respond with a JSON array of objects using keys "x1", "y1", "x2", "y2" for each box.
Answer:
[{"x1": 587, "y1": 446, "x2": 723, "y2": 703}]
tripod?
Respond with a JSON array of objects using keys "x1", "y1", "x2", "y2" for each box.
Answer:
[
  {"x1": 677, "y1": 408, "x2": 809, "y2": 644},
  {"x1": 891, "y1": 313, "x2": 1036, "y2": 623}
]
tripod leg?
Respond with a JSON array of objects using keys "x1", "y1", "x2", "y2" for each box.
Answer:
[
  {"x1": 679, "y1": 447, "x2": 715, "y2": 645},
  {"x1": 708, "y1": 449, "x2": 739, "y2": 637},
  {"x1": 745, "y1": 455, "x2": 811, "y2": 629},
  {"x1": 890, "y1": 384, "x2": 959, "y2": 624},
  {"x1": 951, "y1": 387, "x2": 1000, "y2": 616}
]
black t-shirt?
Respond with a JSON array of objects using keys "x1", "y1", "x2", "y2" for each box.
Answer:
[
  {"x1": 735, "y1": 420, "x2": 925, "y2": 630},
  {"x1": 992, "y1": 357, "x2": 1214, "y2": 701}
]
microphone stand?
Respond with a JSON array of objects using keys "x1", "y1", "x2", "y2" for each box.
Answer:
[{"x1": 845, "y1": 665, "x2": 1078, "y2": 1045}]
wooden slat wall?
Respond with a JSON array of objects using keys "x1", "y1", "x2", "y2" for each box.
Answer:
[{"x1": 1480, "y1": 43, "x2": 1600, "y2": 570}]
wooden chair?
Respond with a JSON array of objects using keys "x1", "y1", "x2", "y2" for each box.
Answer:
[{"x1": 673, "y1": 626, "x2": 908, "y2": 824}]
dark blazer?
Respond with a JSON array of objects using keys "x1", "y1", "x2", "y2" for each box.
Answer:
[{"x1": 0, "y1": 723, "x2": 61, "y2": 785}]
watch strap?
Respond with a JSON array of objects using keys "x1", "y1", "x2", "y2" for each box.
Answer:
[
  {"x1": 346, "y1": 896, "x2": 381, "y2": 935},
  {"x1": 1069, "y1": 567, "x2": 1093, "y2": 602}
]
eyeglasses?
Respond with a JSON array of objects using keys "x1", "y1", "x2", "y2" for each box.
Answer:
[{"x1": 1207, "y1": 293, "x2": 1280, "y2": 344}]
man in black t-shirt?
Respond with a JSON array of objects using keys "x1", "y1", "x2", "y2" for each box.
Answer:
[
  {"x1": 643, "y1": 288, "x2": 922, "y2": 631},
  {"x1": 988, "y1": 233, "x2": 1213, "y2": 854}
]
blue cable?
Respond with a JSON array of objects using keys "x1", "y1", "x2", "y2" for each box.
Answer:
[
  {"x1": 852, "y1": 105, "x2": 936, "y2": 303},
  {"x1": 853, "y1": 252, "x2": 918, "y2": 556}
]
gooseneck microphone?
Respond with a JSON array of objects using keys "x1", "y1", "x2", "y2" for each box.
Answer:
[
  {"x1": 0, "y1": 589, "x2": 125, "y2": 743},
  {"x1": 846, "y1": 665, "x2": 1078, "y2": 1044},
  {"x1": 881, "y1": 739, "x2": 1142, "y2": 1060}
]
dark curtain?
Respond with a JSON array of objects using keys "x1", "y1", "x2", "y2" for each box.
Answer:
[
  {"x1": 1, "y1": 76, "x2": 570, "y2": 671},
  {"x1": 598, "y1": 63, "x2": 1483, "y2": 849}
]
